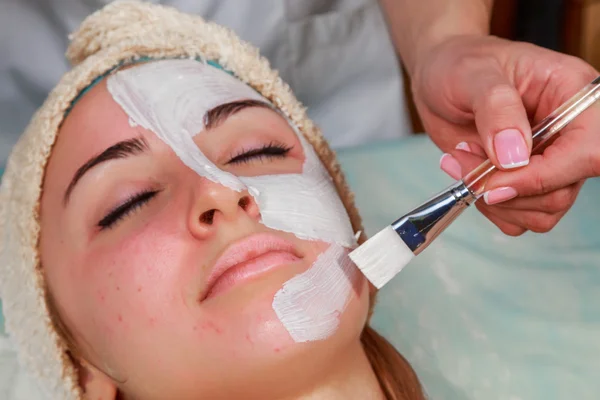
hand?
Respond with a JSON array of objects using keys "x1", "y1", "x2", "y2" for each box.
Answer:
[{"x1": 411, "y1": 34, "x2": 600, "y2": 236}]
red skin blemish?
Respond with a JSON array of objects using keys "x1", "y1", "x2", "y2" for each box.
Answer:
[
  {"x1": 137, "y1": 286, "x2": 142, "y2": 292},
  {"x1": 116, "y1": 286, "x2": 120, "y2": 291},
  {"x1": 118, "y1": 314, "x2": 123, "y2": 322},
  {"x1": 245, "y1": 333, "x2": 254, "y2": 345},
  {"x1": 273, "y1": 347, "x2": 281, "y2": 353},
  {"x1": 149, "y1": 318, "x2": 156, "y2": 327},
  {"x1": 201, "y1": 321, "x2": 223, "y2": 334}
]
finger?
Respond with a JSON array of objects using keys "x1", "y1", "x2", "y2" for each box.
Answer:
[
  {"x1": 448, "y1": 142, "x2": 586, "y2": 217},
  {"x1": 475, "y1": 202, "x2": 527, "y2": 236},
  {"x1": 463, "y1": 70, "x2": 532, "y2": 170},
  {"x1": 519, "y1": 51, "x2": 599, "y2": 123},
  {"x1": 455, "y1": 141, "x2": 487, "y2": 158},
  {"x1": 479, "y1": 202, "x2": 567, "y2": 233},
  {"x1": 486, "y1": 133, "x2": 598, "y2": 197},
  {"x1": 492, "y1": 182, "x2": 583, "y2": 212},
  {"x1": 450, "y1": 147, "x2": 487, "y2": 175},
  {"x1": 448, "y1": 150, "x2": 521, "y2": 207},
  {"x1": 440, "y1": 148, "x2": 492, "y2": 180},
  {"x1": 495, "y1": 54, "x2": 600, "y2": 197},
  {"x1": 439, "y1": 153, "x2": 462, "y2": 180}
]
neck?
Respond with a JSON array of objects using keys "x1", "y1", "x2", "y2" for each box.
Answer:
[{"x1": 288, "y1": 341, "x2": 385, "y2": 400}]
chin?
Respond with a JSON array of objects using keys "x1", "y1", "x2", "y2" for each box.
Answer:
[
  {"x1": 189, "y1": 273, "x2": 369, "y2": 399},
  {"x1": 199, "y1": 248, "x2": 369, "y2": 344},
  {"x1": 150, "y1": 259, "x2": 370, "y2": 400}
]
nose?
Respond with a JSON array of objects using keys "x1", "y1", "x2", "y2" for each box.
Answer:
[{"x1": 189, "y1": 179, "x2": 261, "y2": 239}]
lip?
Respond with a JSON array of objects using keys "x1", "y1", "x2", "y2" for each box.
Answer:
[{"x1": 202, "y1": 233, "x2": 302, "y2": 300}]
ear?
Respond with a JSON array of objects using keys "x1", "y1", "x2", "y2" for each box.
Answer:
[{"x1": 78, "y1": 359, "x2": 118, "y2": 400}]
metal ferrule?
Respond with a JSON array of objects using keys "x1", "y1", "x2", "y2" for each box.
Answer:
[{"x1": 391, "y1": 181, "x2": 476, "y2": 254}]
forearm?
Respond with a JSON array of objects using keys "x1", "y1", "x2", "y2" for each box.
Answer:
[{"x1": 379, "y1": 0, "x2": 493, "y2": 76}]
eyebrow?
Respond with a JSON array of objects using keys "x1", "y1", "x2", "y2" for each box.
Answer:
[
  {"x1": 63, "y1": 136, "x2": 149, "y2": 206},
  {"x1": 203, "y1": 99, "x2": 274, "y2": 130},
  {"x1": 62, "y1": 100, "x2": 273, "y2": 205}
]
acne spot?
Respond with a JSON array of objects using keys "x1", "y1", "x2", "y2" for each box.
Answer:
[
  {"x1": 118, "y1": 314, "x2": 123, "y2": 322},
  {"x1": 149, "y1": 318, "x2": 156, "y2": 327},
  {"x1": 137, "y1": 286, "x2": 143, "y2": 293},
  {"x1": 201, "y1": 321, "x2": 223, "y2": 334},
  {"x1": 274, "y1": 347, "x2": 281, "y2": 353},
  {"x1": 116, "y1": 286, "x2": 120, "y2": 291},
  {"x1": 245, "y1": 333, "x2": 254, "y2": 345}
]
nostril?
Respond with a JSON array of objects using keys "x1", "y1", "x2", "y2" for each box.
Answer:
[
  {"x1": 238, "y1": 196, "x2": 251, "y2": 211},
  {"x1": 200, "y1": 209, "x2": 216, "y2": 224}
]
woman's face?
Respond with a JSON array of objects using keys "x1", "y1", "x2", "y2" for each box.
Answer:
[{"x1": 40, "y1": 61, "x2": 369, "y2": 399}]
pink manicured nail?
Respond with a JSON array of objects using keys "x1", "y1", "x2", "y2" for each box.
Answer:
[
  {"x1": 483, "y1": 187, "x2": 518, "y2": 205},
  {"x1": 493, "y1": 129, "x2": 529, "y2": 169},
  {"x1": 439, "y1": 153, "x2": 462, "y2": 180},
  {"x1": 455, "y1": 142, "x2": 471, "y2": 152}
]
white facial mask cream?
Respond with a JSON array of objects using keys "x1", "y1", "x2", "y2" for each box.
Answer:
[
  {"x1": 107, "y1": 59, "x2": 358, "y2": 342},
  {"x1": 108, "y1": 60, "x2": 261, "y2": 192},
  {"x1": 272, "y1": 244, "x2": 357, "y2": 342}
]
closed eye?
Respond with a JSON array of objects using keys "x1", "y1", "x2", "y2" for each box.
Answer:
[
  {"x1": 98, "y1": 190, "x2": 159, "y2": 230},
  {"x1": 226, "y1": 142, "x2": 293, "y2": 165}
]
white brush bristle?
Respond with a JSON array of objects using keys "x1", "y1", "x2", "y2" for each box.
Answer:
[{"x1": 349, "y1": 225, "x2": 415, "y2": 289}]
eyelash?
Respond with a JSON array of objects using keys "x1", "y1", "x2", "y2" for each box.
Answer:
[
  {"x1": 98, "y1": 190, "x2": 159, "y2": 231},
  {"x1": 98, "y1": 143, "x2": 293, "y2": 231},
  {"x1": 226, "y1": 142, "x2": 293, "y2": 165}
]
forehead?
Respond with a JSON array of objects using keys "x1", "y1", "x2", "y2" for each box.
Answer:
[
  {"x1": 58, "y1": 79, "x2": 141, "y2": 158},
  {"x1": 52, "y1": 61, "x2": 283, "y2": 187},
  {"x1": 48, "y1": 79, "x2": 147, "y2": 193},
  {"x1": 56, "y1": 59, "x2": 283, "y2": 156}
]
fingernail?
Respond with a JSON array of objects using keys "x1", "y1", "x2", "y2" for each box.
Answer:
[
  {"x1": 455, "y1": 142, "x2": 471, "y2": 152},
  {"x1": 483, "y1": 187, "x2": 518, "y2": 205},
  {"x1": 439, "y1": 153, "x2": 462, "y2": 180},
  {"x1": 493, "y1": 129, "x2": 529, "y2": 169}
]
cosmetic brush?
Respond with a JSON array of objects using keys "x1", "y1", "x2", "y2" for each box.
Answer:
[{"x1": 349, "y1": 76, "x2": 600, "y2": 289}]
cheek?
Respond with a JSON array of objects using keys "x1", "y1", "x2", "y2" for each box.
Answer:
[
  {"x1": 79, "y1": 217, "x2": 195, "y2": 338},
  {"x1": 276, "y1": 240, "x2": 370, "y2": 344},
  {"x1": 198, "y1": 296, "x2": 296, "y2": 359},
  {"x1": 192, "y1": 272, "x2": 302, "y2": 359},
  {"x1": 342, "y1": 272, "x2": 370, "y2": 337}
]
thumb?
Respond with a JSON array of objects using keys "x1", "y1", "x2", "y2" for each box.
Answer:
[
  {"x1": 468, "y1": 71, "x2": 532, "y2": 170},
  {"x1": 488, "y1": 130, "x2": 599, "y2": 197}
]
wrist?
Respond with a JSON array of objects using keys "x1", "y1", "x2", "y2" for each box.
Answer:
[
  {"x1": 403, "y1": 1, "x2": 492, "y2": 77},
  {"x1": 409, "y1": 25, "x2": 488, "y2": 78}
]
